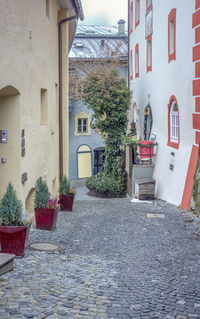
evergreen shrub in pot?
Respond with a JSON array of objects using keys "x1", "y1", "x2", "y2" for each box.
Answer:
[
  {"x1": 59, "y1": 176, "x2": 76, "y2": 211},
  {"x1": 34, "y1": 177, "x2": 58, "y2": 230},
  {"x1": 0, "y1": 183, "x2": 31, "y2": 257}
]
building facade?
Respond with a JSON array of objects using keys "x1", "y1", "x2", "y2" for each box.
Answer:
[
  {"x1": 129, "y1": 0, "x2": 200, "y2": 208},
  {"x1": 0, "y1": 0, "x2": 83, "y2": 218},
  {"x1": 69, "y1": 23, "x2": 128, "y2": 179}
]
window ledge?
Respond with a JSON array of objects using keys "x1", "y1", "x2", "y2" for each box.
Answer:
[
  {"x1": 167, "y1": 141, "x2": 179, "y2": 149},
  {"x1": 147, "y1": 65, "x2": 152, "y2": 73},
  {"x1": 169, "y1": 52, "x2": 176, "y2": 63},
  {"x1": 135, "y1": 21, "x2": 139, "y2": 28}
]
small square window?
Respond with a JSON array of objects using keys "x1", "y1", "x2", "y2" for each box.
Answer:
[
  {"x1": 168, "y1": 9, "x2": 176, "y2": 63},
  {"x1": 146, "y1": 0, "x2": 152, "y2": 12},
  {"x1": 135, "y1": 44, "x2": 139, "y2": 78},
  {"x1": 130, "y1": 49, "x2": 133, "y2": 80},
  {"x1": 169, "y1": 19, "x2": 175, "y2": 54},
  {"x1": 147, "y1": 35, "x2": 152, "y2": 72},
  {"x1": 135, "y1": 0, "x2": 140, "y2": 28},
  {"x1": 77, "y1": 118, "x2": 88, "y2": 133},
  {"x1": 46, "y1": 0, "x2": 50, "y2": 18},
  {"x1": 41, "y1": 88, "x2": 48, "y2": 126},
  {"x1": 130, "y1": 1, "x2": 133, "y2": 34}
]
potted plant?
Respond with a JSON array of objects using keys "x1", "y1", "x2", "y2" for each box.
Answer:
[
  {"x1": 34, "y1": 177, "x2": 58, "y2": 230},
  {"x1": 59, "y1": 176, "x2": 76, "y2": 211},
  {"x1": 0, "y1": 183, "x2": 31, "y2": 257}
]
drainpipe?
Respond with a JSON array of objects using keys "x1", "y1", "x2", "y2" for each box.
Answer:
[{"x1": 58, "y1": 14, "x2": 79, "y2": 181}]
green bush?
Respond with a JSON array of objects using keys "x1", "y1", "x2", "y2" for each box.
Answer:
[
  {"x1": 59, "y1": 175, "x2": 70, "y2": 195},
  {"x1": 86, "y1": 157, "x2": 127, "y2": 195},
  {"x1": 83, "y1": 68, "x2": 131, "y2": 196},
  {"x1": 0, "y1": 183, "x2": 23, "y2": 226},
  {"x1": 86, "y1": 171, "x2": 127, "y2": 194},
  {"x1": 34, "y1": 177, "x2": 49, "y2": 208}
]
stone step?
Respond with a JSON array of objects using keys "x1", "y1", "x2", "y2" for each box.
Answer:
[{"x1": 0, "y1": 253, "x2": 15, "y2": 276}]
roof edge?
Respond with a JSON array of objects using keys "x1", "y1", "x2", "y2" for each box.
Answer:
[
  {"x1": 57, "y1": 0, "x2": 84, "y2": 20},
  {"x1": 71, "y1": 0, "x2": 84, "y2": 20}
]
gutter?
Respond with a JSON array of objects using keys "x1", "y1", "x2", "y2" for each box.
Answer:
[
  {"x1": 72, "y1": 0, "x2": 84, "y2": 20},
  {"x1": 58, "y1": 3, "x2": 84, "y2": 180}
]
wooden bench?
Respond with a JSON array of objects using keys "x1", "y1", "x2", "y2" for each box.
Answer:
[{"x1": 135, "y1": 178, "x2": 155, "y2": 200}]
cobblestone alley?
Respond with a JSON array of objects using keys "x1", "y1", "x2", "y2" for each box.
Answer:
[{"x1": 0, "y1": 185, "x2": 200, "y2": 319}]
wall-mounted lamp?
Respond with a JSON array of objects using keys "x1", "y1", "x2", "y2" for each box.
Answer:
[{"x1": 169, "y1": 152, "x2": 175, "y2": 170}]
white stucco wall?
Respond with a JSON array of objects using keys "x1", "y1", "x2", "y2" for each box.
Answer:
[{"x1": 129, "y1": 0, "x2": 195, "y2": 205}]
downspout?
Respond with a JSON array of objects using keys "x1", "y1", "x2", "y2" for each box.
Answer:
[{"x1": 58, "y1": 14, "x2": 79, "y2": 180}]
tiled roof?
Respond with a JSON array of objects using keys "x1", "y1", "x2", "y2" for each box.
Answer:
[
  {"x1": 69, "y1": 25, "x2": 128, "y2": 59},
  {"x1": 75, "y1": 25, "x2": 127, "y2": 37}
]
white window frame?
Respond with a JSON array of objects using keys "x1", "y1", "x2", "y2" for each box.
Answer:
[
  {"x1": 78, "y1": 118, "x2": 88, "y2": 133},
  {"x1": 170, "y1": 101, "x2": 178, "y2": 142},
  {"x1": 74, "y1": 112, "x2": 92, "y2": 136}
]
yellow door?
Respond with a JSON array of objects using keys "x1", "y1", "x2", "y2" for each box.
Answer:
[{"x1": 77, "y1": 145, "x2": 92, "y2": 178}]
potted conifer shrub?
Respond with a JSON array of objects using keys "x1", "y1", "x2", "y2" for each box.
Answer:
[
  {"x1": 34, "y1": 177, "x2": 58, "y2": 230},
  {"x1": 0, "y1": 183, "x2": 31, "y2": 257},
  {"x1": 59, "y1": 176, "x2": 76, "y2": 211}
]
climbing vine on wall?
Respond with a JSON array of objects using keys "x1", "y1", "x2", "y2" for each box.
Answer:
[{"x1": 82, "y1": 68, "x2": 131, "y2": 194}]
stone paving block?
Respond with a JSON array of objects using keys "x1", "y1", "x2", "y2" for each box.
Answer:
[{"x1": 0, "y1": 197, "x2": 200, "y2": 319}]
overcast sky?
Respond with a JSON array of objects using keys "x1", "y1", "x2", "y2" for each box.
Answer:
[{"x1": 79, "y1": 0, "x2": 128, "y2": 28}]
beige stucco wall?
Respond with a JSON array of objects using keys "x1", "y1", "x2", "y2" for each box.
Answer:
[
  {"x1": 0, "y1": 0, "x2": 76, "y2": 218},
  {"x1": 0, "y1": 92, "x2": 21, "y2": 197}
]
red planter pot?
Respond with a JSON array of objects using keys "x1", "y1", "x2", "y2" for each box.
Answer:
[
  {"x1": 34, "y1": 208, "x2": 58, "y2": 230},
  {"x1": 0, "y1": 223, "x2": 31, "y2": 257},
  {"x1": 59, "y1": 195, "x2": 75, "y2": 211}
]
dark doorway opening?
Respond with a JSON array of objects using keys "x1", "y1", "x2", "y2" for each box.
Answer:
[{"x1": 94, "y1": 147, "x2": 105, "y2": 175}]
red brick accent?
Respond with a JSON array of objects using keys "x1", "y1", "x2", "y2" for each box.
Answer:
[
  {"x1": 196, "y1": 131, "x2": 200, "y2": 144},
  {"x1": 183, "y1": 2, "x2": 200, "y2": 210},
  {"x1": 193, "y1": 79, "x2": 200, "y2": 95},
  {"x1": 193, "y1": 113, "x2": 200, "y2": 129},
  {"x1": 196, "y1": 0, "x2": 200, "y2": 10},
  {"x1": 195, "y1": 26, "x2": 200, "y2": 44},
  {"x1": 181, "y1": 145, "x2": 199, "y2": 210},
  {"x1": 193, "y1": 9, "x2": 200, "y2": 28},
  {"x1": 195, "y1": 61, "x2": 200, "y2": 78},
  {"x1": 193, "y1": 44, "x2": 200, "y2": 62},
  {"x1": 196, "y1": 97, "x2": 200, "y2": 112}
]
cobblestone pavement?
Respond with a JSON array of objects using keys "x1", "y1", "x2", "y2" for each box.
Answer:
[{"x1": 0, "y1": 188, "x2": 200, "y2": 318}]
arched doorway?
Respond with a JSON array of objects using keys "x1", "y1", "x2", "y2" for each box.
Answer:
[
  {"x1": 77, "y1": 145, "x2": 92, "y2": 178},
  {"x1": 0, "y1": 86, "x2": 21, "y2": 198}
]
